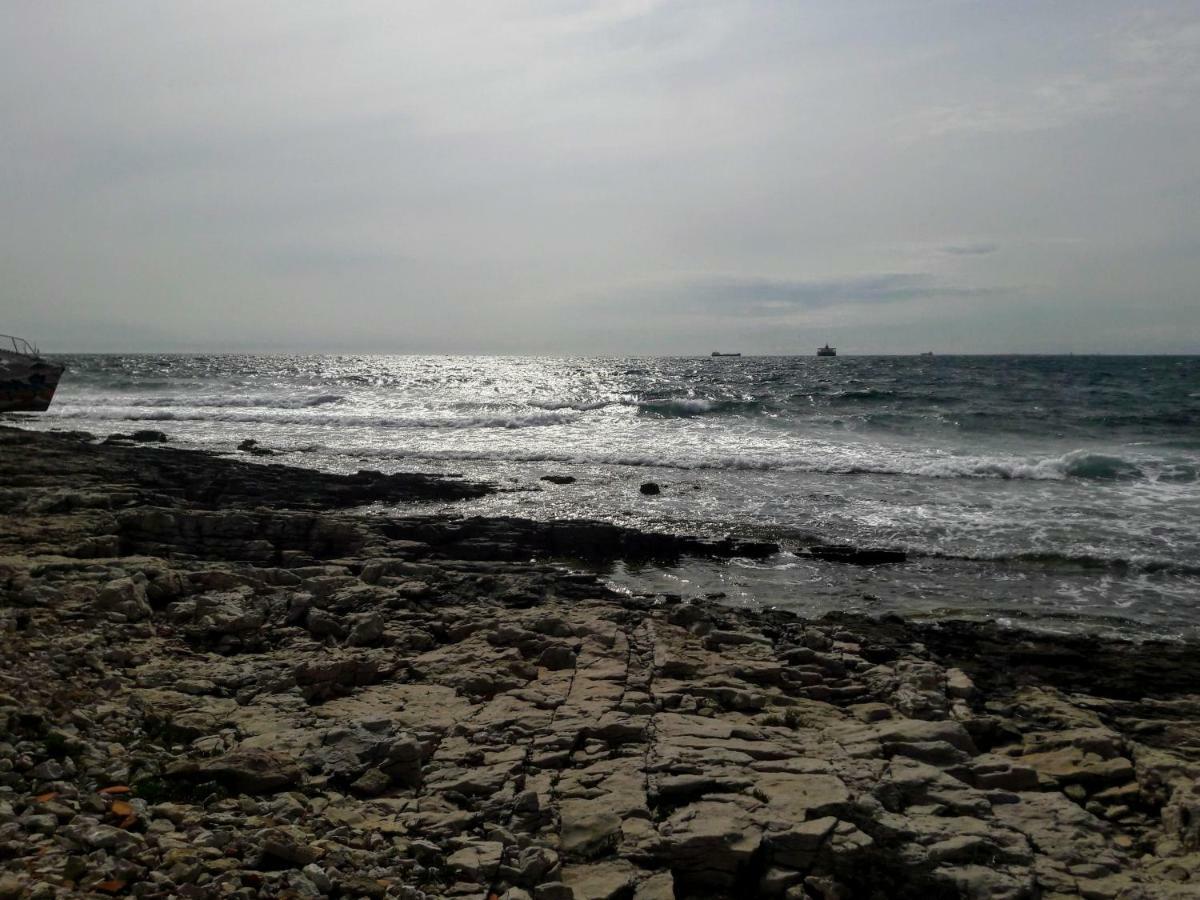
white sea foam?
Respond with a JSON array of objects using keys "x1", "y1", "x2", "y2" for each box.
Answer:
[
  {"x1": 529, "y1": 398, "x2": 617, "y2": 412},
  {"x1": 44, "y1": 398, "x2": 1176, "y2": 485},
  {"x1": 311, "y1": 443, "x2": 1151, "y2": 481},
  {"x1": 903, "y1": 449, "x2": 1144, "y2": 481}
]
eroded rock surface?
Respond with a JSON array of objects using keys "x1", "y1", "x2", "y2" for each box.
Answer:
[{"x1": 2, "y1": 427, "x2": 1199, "y2": 899}]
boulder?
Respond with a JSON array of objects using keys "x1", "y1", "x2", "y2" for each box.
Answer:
[
  {"x1": 172, "y1": 591, "x2": 272, "y2": 640},
  {"x1": 538, "y1": 645, "x2": 578, "y2": 671},
  {"x1": 165, "y1": 748, "x2": 302, "y2": 794},
  {"x1": 446, "y1": 841, "x2": 504, "y2": 882},
  {"x1": 260, "y1": 827, "x2": 322, "y2": 867},
  {"x1": 238, "y1": 438, "x2": 275, "y2": 456},
  {"x1": 68, "y1": 823, "x2": 143, "y2": 852},
  {"x1": 562, "y1": 861, "x2": 639, "y2": 900},
  {"x1": 103, "y1": 430, "x2": 167, "y2": 444},
  {"x1": 95, "y1": 575, "x2": 151, "y2": 620},
  {"x1": 559, "y1": 800, "x2": 622, "y2": 859},
  {"x1": 306, "y1": 607, "x2": 345, "y2": 639},
  {"x1": 350, "y1": 767, "x2": 391, "y2": 797},
  {"x1": 656, "y1": 799, "x2": 762, "y2": 883},
  {"x1": 633, "y1": 872, "x2": 675, "y2": 900},
  {"x1": 766, "y1": 816, "x2": 839, "y2": 868},
  {"x1": 346, "y1": 611, "x2": 385, "y2": 647},
  {"x1": 753, "y1": 774, "x2": 852, "y2": 826},
  {"x1": 517, "y1": 846, "x2": 560, "y2": 884},
  {"x1": 1019, "y1": 747, "x2": 1134, "y2": 788}
]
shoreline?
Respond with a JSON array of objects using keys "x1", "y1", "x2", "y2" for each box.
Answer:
[{"x1": 1, "y1": 426, "x2": 1198, "y2": 898}]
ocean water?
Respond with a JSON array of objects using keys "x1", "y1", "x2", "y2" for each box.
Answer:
[{"x1": 17, "y1": 354, "x2": 1200, "y2": 638}]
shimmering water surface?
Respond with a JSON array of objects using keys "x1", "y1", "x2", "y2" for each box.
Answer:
[{"x1": 19, "y1": 354, "x2": 1200, "y2": 637}]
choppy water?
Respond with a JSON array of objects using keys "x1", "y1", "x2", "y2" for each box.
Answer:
[{"x1": 17, "y1": 354, "x2": 1200, "y2": 637}]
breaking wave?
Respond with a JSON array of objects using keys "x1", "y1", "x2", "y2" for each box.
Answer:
[
  {"x1": 636, "y1": 398, "x2": 763, "y2": 417},
  {"x1": 931, "y1": 549, "x2": 1200, "y2": 577},
  {"x1": 900, "y1": 450, "x2": 1145, "y2": 481},
  {"x1": 529, "y1": 399, "x2": 618, "y2": 412},
  {"x1": 831, "y1": 388, "x2": 897, "y2": 402},
  {"x1": 331, "y1": 445, "x2": 1154, "y2": 482},
  {"x1": 303, "y1": 394, "x2": 345, "y2": 407}
]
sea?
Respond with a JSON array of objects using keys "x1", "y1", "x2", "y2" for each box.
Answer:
[{"x1": 17, "y1": 354, "x2": 1200, "y2": 639}]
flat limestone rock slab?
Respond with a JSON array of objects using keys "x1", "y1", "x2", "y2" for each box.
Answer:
[
  {"x1": 313, "y1": 682, "x2": 473, "y2": 732},
  {"x1": 753, "y1": 772, "x2": 853, "y2": 825},
  {"x1": 562, "y1": 860, "x2": 639, "y2": 900}
]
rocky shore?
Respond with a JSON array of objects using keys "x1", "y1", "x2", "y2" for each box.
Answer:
[{"x1": 1, "y1": 425, "x2": 1198, "y2": 899}]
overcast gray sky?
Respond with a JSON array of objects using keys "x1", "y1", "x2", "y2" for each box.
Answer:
[{"x1": 2, "y1": 1, "x2": 1198, "y2": 354}]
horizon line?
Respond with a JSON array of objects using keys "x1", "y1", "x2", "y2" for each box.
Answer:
[{"x1": 38, "y1": 349, "x2": 1200, "y2": 358}]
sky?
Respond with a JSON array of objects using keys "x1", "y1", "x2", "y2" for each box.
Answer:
[{"x1": 1, "y1": 1, "x2": 1198, "y2": 354}]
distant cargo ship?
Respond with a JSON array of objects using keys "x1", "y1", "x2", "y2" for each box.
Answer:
[
  {"x1": 711, "y1": 352, "x2": 742, "y2": 357},
  {"x1": 817, "y1": 344, "x2": 837, "y2": 357},
  {"x1": 1, "y1": 334, "x2": 64, "y2": 412}
]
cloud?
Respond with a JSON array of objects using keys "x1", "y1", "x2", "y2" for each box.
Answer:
[
  {"x1": 627, "y1": 273, "x2": 998, "y2": 318},
  {"x1": 942, "y1": 243, "x2": 998, "y2": 256},
  {"x1": 252, "y1": 244, "x2": 412, "y2": 275},
  {"x1": 905, "y1": 9, "x2": 1200, "y2": 140}
]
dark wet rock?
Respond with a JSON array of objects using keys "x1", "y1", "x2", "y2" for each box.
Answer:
[
  {"x1": 0, "y1": 425, "x2": 493, "y2": 516},
  {"x1": 130, "y1": 429, "x2": 168, "y2": 442},
  {"x1": 238, "y1": 438, "x2": 276, "y2": 456},
  {"x1": 538, "y1": 645, "x2": 577, "y2": 671},
  {"x1": 103, "y1": 429, "x2": 168, "y2": 444},
  {"x1": 639, "y1": 482, "x2": 661, "y2": 495},
  {"x1": 385, "y1": 515, "x2": 781, "y2": 565},
  {"x1": 808, "y1": 543, "x2": 907, "y2": 565},
  {"x1": 540, "y1": 475, "x2": 577, "y2": 485}
]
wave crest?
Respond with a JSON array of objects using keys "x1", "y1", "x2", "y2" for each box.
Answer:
[
  {"x1": 636, "y1": 398, "x2": 761, "y2": 417},
  {"x1": 941, "y1": 450, "x2": 1141, "y2": 481},
  {"x1": 934, "y1": 549, "x2": 1200, "y2": 576}
]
